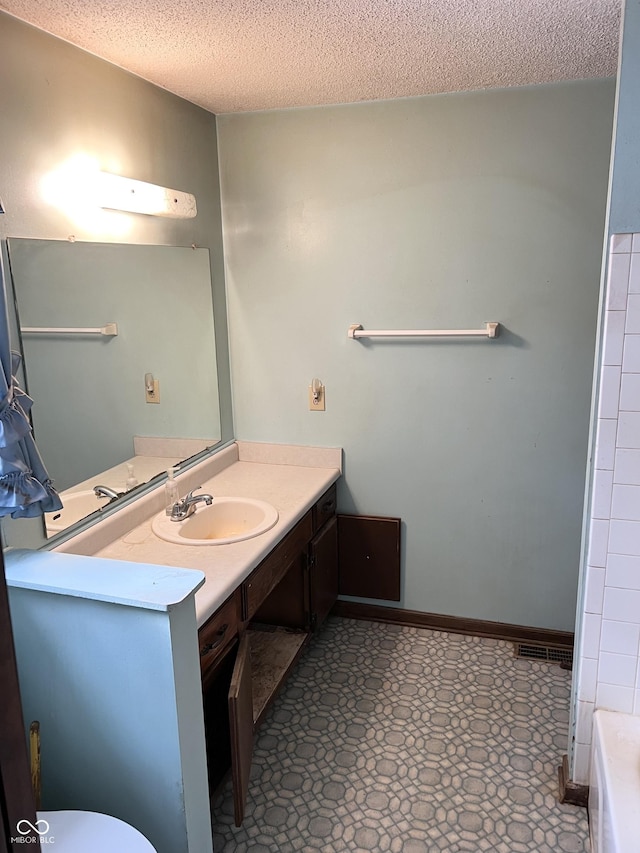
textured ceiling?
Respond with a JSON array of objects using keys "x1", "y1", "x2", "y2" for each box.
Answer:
[{"x1": 0, "y1": 0, "x2": 621, "y2": 114}]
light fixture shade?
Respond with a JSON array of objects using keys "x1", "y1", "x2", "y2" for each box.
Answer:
[{"x1": 96, "y1": 172, "x2": 197, "y2": 219}]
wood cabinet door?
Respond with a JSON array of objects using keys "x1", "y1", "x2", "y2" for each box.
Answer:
[
  {"x1": 337, "y1": 514, "x2": 401, "y2": 600},
  {"x1": 309, "y1": 515, "x2": 339, "y2": 630},
  {"x1": 228, "y1": 633, "x2": 254, "y2": 827}
]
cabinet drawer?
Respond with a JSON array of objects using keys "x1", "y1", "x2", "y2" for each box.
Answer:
[
  {"x1": 199, "y1": 590, "x2": 240, "y2": 675},
  {"x1": 243, "y1": 511, "x2": 313, "y2": 621},
  {"x1": 313, "y1": 484, "x2": 337, "y2": 532}
]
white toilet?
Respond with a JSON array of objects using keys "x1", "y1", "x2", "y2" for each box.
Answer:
[{"x1": 36, "y1": 810, "x2": 157, "y2": 852}]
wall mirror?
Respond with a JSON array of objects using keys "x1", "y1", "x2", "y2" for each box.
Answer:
[{"x1": 5, "y1": 238, "x2": 221, "y2": 539}]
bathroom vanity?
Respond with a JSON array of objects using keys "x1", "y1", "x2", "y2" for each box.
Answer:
[
  {"x1": 96, "y1": 442, "x2": 341, "y2": 825},
  {"x1": 4, "y1": 442, "x2": 342, "y2": 851},
  {"x1": 199, "y1": 481, "x2": 338, "y2": 824}
]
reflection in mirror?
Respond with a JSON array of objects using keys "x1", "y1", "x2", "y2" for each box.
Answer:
[{"x1": 6, "y1": 239, "x2": 221, "y2": 537}]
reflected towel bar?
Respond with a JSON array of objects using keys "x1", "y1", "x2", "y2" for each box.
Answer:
[
  {"x1": 348, "y1": 322, "x2": 499, "y2": 339},
  {"x1": 20, "y1": 323, "x2": 118, "y2": 337}
]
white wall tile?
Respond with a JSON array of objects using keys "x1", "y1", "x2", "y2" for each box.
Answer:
[
  {"x1": 608, "y1": 519, "x2": 640, "y2": 557},
  {"x1": 581, "y1": 237, "x2": 640, "y2": 737},
  {"x1": 578, "y1": 657, "x2": 598, "y2": 702},
  {"x1": 606, "y1": 252, "x2": 631, "y2": 309},
  {"x1": 622, "y1": 335, "x2": 640, "y2": 372},
  {"x1": 600, "y1": 619, "x2": 640, "y2": 656},
  {"x1": 626, "y1": 295, "x2": 640, "y2": 334},
  {"x1": 617, "y1": 411, "x2": 640, "y2": 448},
  {"x1": 573, "y1": 742, "x2": 591, "y2": 786},
  {"x1": 603, "y1": 586, "x2": 640, "y2": 622},
  {"x1": 619, "y1": 373, "x2": 640, "y2": 411},
  {"x1": 596, "y1": 682, "x2": 634, "y2": 713},
  {"x1": 585, "y1": 566, "x2": 606, "y2": 613},
  {"x1": 611, "y1": 484, "x2": 640, "y2": 520},
  {"x1": 596, "y1": 419, "x2": 618, "y2": 469},
  {"x1": 614, "y1": 448, "x2": 640, "y2": 485},
  {"x1": 599, "y1": 651, "x2": 637, "y2": 686},
  {"x1": 611, "y1": 233, "x2": 633, "y2": 254},
  {"x1": 588, "y1": 518, "x2": 610, "y2": 566},
  {"x1": 603, "y1": 311, "x2": 626, "y2": 366},
  {"x1": 598, "y1": 366, "x2": 622, "y2": 418},
  {"x1": 606, "y1": 553, "x2": 640, "y2": 589},
  {"x1": 580, "y1": 613, "x2": 602, "y2": 659},
  {"x1": 592, "y1": 468, "x2": 614, "y2": 519}
]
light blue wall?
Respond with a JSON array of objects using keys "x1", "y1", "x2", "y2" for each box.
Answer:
[
  {"x1": 218, "y1": 80, "x2": 615, "y2": 631},
  {"x1": 608, "y1": 0, "x2": 640, "y2": 234}
]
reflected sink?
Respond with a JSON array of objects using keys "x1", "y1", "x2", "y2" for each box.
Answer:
[
  {"x1": 151, "y1": 497, "x2": 279, "y2": 546},
  {"x1": 46, "y1": 489, "x2": 110, "y2": 533}
]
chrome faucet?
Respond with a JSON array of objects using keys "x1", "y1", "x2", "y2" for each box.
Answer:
[
  {"x1": 169, "y1": 488, "x2": 214, "y2": 521},
  {"x1": 93, "y1": 485, "x2": 123, "y2": 500}
]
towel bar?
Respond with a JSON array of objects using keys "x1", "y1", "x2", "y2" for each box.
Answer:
[
  {"x1": 348, "y1": 322, "x2": 499, "y2": 339},
  {"x1": 20, "y1": 323, "x2": 118, "y2": 337}
]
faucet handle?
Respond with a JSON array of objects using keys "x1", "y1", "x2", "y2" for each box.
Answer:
[{"x1": 169, "y1": 488, "x2": 213, "y2": 521}]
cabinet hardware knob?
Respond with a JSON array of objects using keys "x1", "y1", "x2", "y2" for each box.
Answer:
[{"x1": 200, "y1": 624, "x2": 229, "y2": 655}]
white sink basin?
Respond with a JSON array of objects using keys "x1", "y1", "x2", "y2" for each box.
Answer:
[
  {"x1": 46, "y1": 489, "x2": 111, "y2": 533},
  {"x1": 151, "y1": 497, "x2": 279, "y2": 546}
]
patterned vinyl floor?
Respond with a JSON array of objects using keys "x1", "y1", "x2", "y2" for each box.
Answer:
[{"x1": 212, "y1": 617, "x2": 590, "y2": 852}]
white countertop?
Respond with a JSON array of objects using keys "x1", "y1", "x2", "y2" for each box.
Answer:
[
  {"x1": 6, "y1": 443, "x2": 341, "y2": 626},
  {"x1": 5, "y1": 548, "x2": 205, "y2": 612},
  {"x1": 92, "y1": 442, "x2": 341, "y2": 626}
]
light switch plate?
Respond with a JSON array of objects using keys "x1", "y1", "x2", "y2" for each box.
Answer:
[
  {"x1": 308, "y1": 384, "x2": 325, "y2": 411},
  {"x1": 146, "y1": 379, "x2": 160, "y2": 403}
]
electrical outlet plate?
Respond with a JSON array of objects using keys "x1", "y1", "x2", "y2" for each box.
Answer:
[
  {"x1": 146, "y1": 379, "x2": 160, "y2": 403},
  {"x1": 308, "y1": 384, "x2": 325, "y2": 411}
]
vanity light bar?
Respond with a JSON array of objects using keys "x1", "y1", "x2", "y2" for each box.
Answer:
[
  {"x1": 21, "y1": 323, "x2": 118, "y2": 337},
  {"x1": 348, "y1": 322, "x2": 500, "y2": 339},
  {"x1": 96, "y1": 172, "x2": 197, "y2": 219}
]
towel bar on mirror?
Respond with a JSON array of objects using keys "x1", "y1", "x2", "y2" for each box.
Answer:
[{"x1": 20, "y1": 323, "x2": 118, "y2": 337}]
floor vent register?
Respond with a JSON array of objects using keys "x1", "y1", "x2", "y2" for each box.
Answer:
[{"x1": 514, "y1": 642, "x2": 573, "y2": 669}]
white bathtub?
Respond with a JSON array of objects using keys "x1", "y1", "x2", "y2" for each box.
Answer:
[{"x1": 589, "y1": 709, "x2": 640, "y2": 853}]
